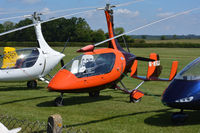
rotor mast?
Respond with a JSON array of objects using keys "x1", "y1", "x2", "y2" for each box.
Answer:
[
  {"x1": 102, "y1": 4, "x2": 123, "y2": 50},
  {"x1": 32, "y1": 12, "x2": 59, "y2": 54}
]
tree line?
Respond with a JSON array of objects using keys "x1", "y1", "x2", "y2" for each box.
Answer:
[{"x1": 0, "y1": 17, "x2": 135, "y2": 43}]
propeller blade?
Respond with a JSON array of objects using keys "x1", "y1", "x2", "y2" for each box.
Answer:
[
  {"x1": 61, "y1": 38, "x2": 70, "y2": 53},
  {"x1": 94, "y1": 7, "x2": 200, "y2": 47},
  {"x1": 122, "y1": 36, "x2": 130, "y2": 53},
  {"x1": 135, "y1": 57, "x2": 155, "y2": 62},
  {"x1": 61, "y1": 59, "x2": 65, "y2": 67}
]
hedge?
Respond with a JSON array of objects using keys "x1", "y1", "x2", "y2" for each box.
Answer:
[{"x1": 1, "y1": 41, "x2": 200, "y2": 48}]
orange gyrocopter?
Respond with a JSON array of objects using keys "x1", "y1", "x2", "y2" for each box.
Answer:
[{"x1": 48, "y1": 4, "x2": 178, "y2": 106}]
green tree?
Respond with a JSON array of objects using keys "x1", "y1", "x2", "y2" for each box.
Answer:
[
  {"x1": 1, "y1": 21, "x2": 15, "y2": 41},
  {"x1": 91, "y1": 29, "x2": 106, "y2": 42},
  {"x1": 141, "y1": 35, "x2": 146, "y2": 39},
  {"x1": 15, "y1": 18, "x2": 35, "y2": 41},
  {"x1": 114, "y1": 27, "x2": 125, "y2": 35},
  {"x1": 173, "y1": 34, "x2": 177, "y2": 40},
  {"x1": 0, "y1": 24, "x2": 4, "y2": 33},
  {"x1": 161, "y1": 35, "x2": 166, "y2": 40},
  {"x1": 3, "y1": 21, "x2": 15, "y2": 31}
]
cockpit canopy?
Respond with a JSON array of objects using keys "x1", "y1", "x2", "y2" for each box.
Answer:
[
  {"x1": 0, "y1": 48, "x2": 39, "y2": 69},
  {"x1": 63, "y1": 53, "x2": 116, "y2": 78},
  {"x1": 175, "y1": 57, "x2": 200, "y2": 80}
]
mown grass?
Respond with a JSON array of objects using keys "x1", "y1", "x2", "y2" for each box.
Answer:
[
  {"x1": 0, "y1": 47, "x2": 200, "y2": 133},
  {"x1": 146, "y1": 39, "x2": 200, "y2": 44}
]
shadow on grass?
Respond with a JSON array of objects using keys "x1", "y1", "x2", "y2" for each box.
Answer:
[
  {"x1": 64, "y1": 108, "x2": 172, "y2": 128},
  {"x1": 0, "y1": 86, "x2": 43, "y2": 91},
  {"x1": 37, "y1": 95, "x2": 112, "y2": 107},
  {"x1": 144, "y1": 110, "x2": 200, "y2": 127},
  {"x1": 144, "y1": 92, "x2": 161, "y2": 97},
  {"x1": 0, "y1": 96, "x2": 50, "y2": 105}
]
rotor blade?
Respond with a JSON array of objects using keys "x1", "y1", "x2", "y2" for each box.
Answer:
[
  {"x1": 0, "y1": 14, "x2": 32, "y2": 21},
  {"x1": 0, "y1": 23, "x2": 35, "y2": 36},
  {"x1": 94, "y1": 7, "x2": 200, "y2": 47},
  {"x1": 115, "y1": 0, "x2": 144, "y2": 7},
  {"x1": 0, "y1": 10, "x2": 34, "y2": 15},
  {"x1": 41, "y1": 9, "x2": 96, "y2": 25},
  {"x1": 42, "y1": 6, "x2": 99, "y2": 15},
  {"x1": 0, "y1": 9, "x2": 96, "y2": 37},
  {"x1": 135, "y1": 57, "x2": 155, "y2": 62}
]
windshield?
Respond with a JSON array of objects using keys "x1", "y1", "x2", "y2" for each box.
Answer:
[
  {"x1": 175, "y1": 57, "x2": 200, "y2": 80},
  {"x1": 63, "y1": 53, "x2": 116, "y2": 78},
  {"x1": 0, "y1": 48, "x2": 39, "y2": 69}
]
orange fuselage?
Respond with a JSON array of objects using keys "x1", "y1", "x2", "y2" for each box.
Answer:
[{"x1": 48, "y1": 48, "x2": 126, "y2": 93}]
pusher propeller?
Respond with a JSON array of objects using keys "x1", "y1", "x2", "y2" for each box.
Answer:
[{"x1": 60, "y1": 38, "x2": 70, "y2": 67}]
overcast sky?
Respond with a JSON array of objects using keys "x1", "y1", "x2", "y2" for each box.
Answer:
[{"x1": 0, "y1": 0, "x2": 200, "y2": 35}]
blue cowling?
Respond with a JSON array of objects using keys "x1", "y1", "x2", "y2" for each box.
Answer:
[{"x1": 162, "y1": 79, "x2": 200, "y2": 110}]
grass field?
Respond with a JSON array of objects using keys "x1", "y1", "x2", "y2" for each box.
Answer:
[
  {"x1": 146, "y1": 39, "x2": 200, "y2": 44},
  {"x1": 0, "y1": 47, "x2": 200, "y2": 133}
]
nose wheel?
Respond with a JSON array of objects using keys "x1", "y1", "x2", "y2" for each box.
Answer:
[
  {"x1": 54, "y1": 93, "x2": 64, "y2": 106},
  {"x1": 27, "y1": 80, "x2": 37, "y2": 88},
  {"x1": 171, "y1": 109, "x2": 188, "y2": 124}
]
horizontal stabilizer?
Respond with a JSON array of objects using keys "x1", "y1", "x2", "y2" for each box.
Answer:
[
  {"x1": 131, "y1": 57, "x2": 178, "y2": 81},
  {"x1": 135, "y1": 56, "x2": 155, "y2": 62}
]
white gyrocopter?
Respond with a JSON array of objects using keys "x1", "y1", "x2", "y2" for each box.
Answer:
[{"x1": 0, "y1": 12, "x2": 65, "y2": 88}]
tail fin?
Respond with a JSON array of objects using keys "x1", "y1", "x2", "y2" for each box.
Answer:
[
  {"x1": 147, "y1": 53, "x2": 162, "y2": 79},
  {"x1": 169, "y1": 61, "x2": 178, "y2": 80},
  {"x1": 130, "y1": 60, "x2": 138, "y2": 77}
]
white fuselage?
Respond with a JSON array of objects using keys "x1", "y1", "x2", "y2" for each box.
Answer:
[{"x1": 0, "y1": 15, "x2": 65, "y2": 82}]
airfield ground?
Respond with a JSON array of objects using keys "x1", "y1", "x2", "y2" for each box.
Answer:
[{"x1": 0, "y1": 47, "x2": 200, "y2": 133}]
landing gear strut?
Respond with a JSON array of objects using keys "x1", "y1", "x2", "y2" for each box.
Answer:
[
  {"x1": 171, "y1": 109, "x2": 188, "y2": 124},
  {"x1": 27, "y1": 80, "x2": 37, "y2": 88},
  {"x1": 55, "y1": 93, "x2": 64, "y2": 106},
  {"x1": 89, "y1": 91, "x2": 100, "y2": 97}
]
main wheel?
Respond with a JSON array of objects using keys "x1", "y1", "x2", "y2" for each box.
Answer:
[
  {"x1": 27, "y1": 80, "x2": 37, "y2": 88},
  {"x1": 54, "y1": 96, "x2": 63, "y2": 106},
  {"x1": 130, "y1": 95, "x2": 141, "y2": 103},
  {"x1": 171, "y1": 112, "x2": 188, "y2": 124},
  {"x1": 89, "y1": 91, "x2": 100, "y2": 97}
]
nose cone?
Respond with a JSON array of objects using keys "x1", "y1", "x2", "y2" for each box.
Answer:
[
  {"x1": 48, "y1": 69, "x2": 76, "y2": 91},
  {"x1": 162, "y1": 79, "x2": 200, "y2": 109}
]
